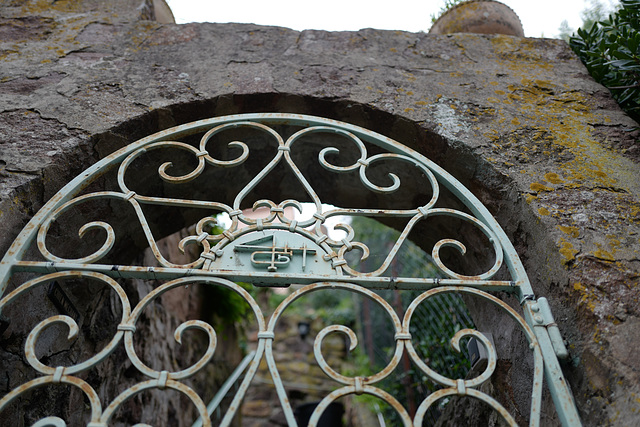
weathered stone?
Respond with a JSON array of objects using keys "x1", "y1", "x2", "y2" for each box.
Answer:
[
  {"x1": 283, "y1": 360, "x2": 310, "y2": 374},
  {"x1": 242, "y1": 400, "x2": 272, "y2": 417},
  {"x1": 1, "y1": 0, "x2": 640, "y2": 425},
  {"x1": 0, "y1": 16, "x2": 55, "y2": 42}
]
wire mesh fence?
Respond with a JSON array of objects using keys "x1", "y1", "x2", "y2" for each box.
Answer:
[{"x1": 345, "y1": 217, "x2": 476, "y2": 425}]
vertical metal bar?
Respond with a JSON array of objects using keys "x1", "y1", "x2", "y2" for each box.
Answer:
[
  {"x1": 393, "y1": 289, "x2": 416, "y2": 417},
  {"x1": 524, "y1": 301, "x2": 581, "y2": 426},
  {"x1": 263, "y1": 337, "x2": 298, "y2": 426},
  {"x1": 536, "y1": 297, "x2": 569, "y2": 359},
  {"x1": 191, "y1": 351, "x2": 256, "y2": 427},
  {"x1": 219, "y1": 340, "x2": 266, "y2": 427}
]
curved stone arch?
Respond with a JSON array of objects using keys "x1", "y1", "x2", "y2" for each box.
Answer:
[
  {"x1": 0, "y1": 94, "x2": 479, "y2": 257},
  {"x1": 3, "y1": 108, "x2": 580, "y2": 426}
]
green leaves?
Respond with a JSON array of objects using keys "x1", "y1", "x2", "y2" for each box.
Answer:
[
  {"x1": 430, "y1": 0, "x2": 466, "y2": 24},
  {"x1": 570, "y1": 0, "x2": 640, "y2": 123}
]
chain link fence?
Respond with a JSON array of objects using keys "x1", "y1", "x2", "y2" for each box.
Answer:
[{"x1": 345, "y1": 217, "x2": 476, "y2": 425}]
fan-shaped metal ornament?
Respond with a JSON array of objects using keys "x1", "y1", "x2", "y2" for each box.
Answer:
[{"x1": 0, "y1": 114, "x2": 580, "y2": 426}]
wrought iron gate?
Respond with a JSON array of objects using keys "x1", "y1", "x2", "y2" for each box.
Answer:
[{"x1": 0, "y1": 113, "x2": 580, "y2": 426}]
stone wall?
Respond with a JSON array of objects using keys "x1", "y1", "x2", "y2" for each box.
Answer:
[{"x1": 1, "y1": 0, "x2": 640, "y2": 425}]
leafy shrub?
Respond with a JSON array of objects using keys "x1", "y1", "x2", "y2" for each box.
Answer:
[
  {"x1": 570, "y1": 0, "x2": 640, "y2": 123},
  {"x1": 431, "y1": 0, "x2": 467, "y2": 24}
]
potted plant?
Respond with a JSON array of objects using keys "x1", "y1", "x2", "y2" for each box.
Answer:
[{"x1": 429, "y1": 0, "x2": 524, "y2": 36}]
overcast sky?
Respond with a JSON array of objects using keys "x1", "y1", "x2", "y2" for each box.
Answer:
[{"x1": 164, "y1": 0, "x2": 611, "y2": 38}]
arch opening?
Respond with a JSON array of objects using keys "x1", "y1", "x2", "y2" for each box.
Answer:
[{"x1": 0, "y1": 104, "x2": 580, "y2": 425}]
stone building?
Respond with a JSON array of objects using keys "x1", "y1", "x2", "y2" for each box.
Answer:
[{"x1": 1, "y1": 0, "x2": 639, "y2": 425}]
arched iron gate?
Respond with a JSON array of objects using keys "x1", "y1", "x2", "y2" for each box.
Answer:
[{"x1": 0, "y1": 114, "x2": 580, "y2": 426}]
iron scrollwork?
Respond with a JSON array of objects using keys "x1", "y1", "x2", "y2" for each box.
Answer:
[{"x1": 0, "y1": 114, "x2": 578, "y2": 426}]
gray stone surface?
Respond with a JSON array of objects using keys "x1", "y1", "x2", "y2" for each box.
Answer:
[{"x1": 1, "y1": 0, "x2": 640, "y2": 425}]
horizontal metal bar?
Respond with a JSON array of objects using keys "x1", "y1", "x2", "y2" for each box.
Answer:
[{"x1": 12, "y1": 262, "x2": 518, "y2": 292}]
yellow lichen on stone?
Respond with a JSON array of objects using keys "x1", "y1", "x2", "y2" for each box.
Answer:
[
  {"x1": 594, "y1": 249, "x2": 615, "y2": 261},
  {"x1": 558, "y1": 225, "x2": 579, "y2": 238},
  {"x1": 530, "y1": 182, "x2": 553, "y2": 193},
  {"x1": 559, "y1": 240, "x2": 578, "y2": 264},
  {"x1": 573, "y1": 282, "x2": 597, "y2": 312},
  {"x1": 495, "y1": 73, "x2": 635, "y2": 196},
  {"x1": 607, "y1": 237, "x2": 621, "y2": 248},
  {"x1": 21, "y1": 0, "x2": 80, "y2": 14},
  {"x1": 544, "y1": 172, "x2": 564, "y2": 184},
  {"x1": 538, "y1": 207, "x2": 550, "y2": 216}
]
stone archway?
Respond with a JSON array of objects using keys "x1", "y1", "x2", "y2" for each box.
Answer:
[{"x1": 2, "y1": 4, "x2": 640, "y2": 423}]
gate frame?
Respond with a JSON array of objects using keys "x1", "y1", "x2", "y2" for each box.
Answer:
[{"x1": 0, "y1": 113, "x2": 581, "y2": 426}]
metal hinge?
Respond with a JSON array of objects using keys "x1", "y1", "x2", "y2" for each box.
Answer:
[{"x1": 530, "y1": 297, "x2": 569, "y2": 360}]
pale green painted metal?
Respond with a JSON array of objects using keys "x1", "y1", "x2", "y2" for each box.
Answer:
[
  {"x1": 0, "y1": 113, "x2": 580, "y2": 426},
  {"x1": 192, "y1": 350, "x2": 256, "y2": 427}
]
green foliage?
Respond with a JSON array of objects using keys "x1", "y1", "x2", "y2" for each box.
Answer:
[
  {"x1": 208, "y1": 223, "x2": 226, "y2": 236},
  {"x1": 202, "y1": 216, "x2": 254, "y2": 325},
  {"x1": 410, "y1": 300, "x2": 472, "y2": 382},
  {"x1": 431, "y1": 0, "x2": 467, "y2": 24},
  {"x1": 570, "y1": 0, "x2": 640, "y2": 123},
  {"x1": 344, "y1": 346, "x2": 379, "y2": 378},
  {"x1": 557, "y1": 1, "x2": 617, "y2": 42},
  {"x1": 581, "y1": 0, "x2": 618, "y2": 32},
  {"x1": 267, "y1": 288, "x2": 288, "y2": 310},
  {"x1": 204, "y1": 281, "x2": 253, "y2": 325},
  {"x1": 344, "y1": 216, "x2": 474, "y2": 424},
  {"x1": 306, "y1": 289, "x2": 357, "y2": 327}
]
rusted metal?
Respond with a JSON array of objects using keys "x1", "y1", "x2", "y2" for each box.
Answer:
[
  {"x1": 0, "y1": 113, "x2": 580, "y2": 426},
  {"x1": 10, "y1": 261, "x2": 519, "y2": 290},
  {"x1": 414, "y1": 388, "x2": 518, "y2": 426},
  {"x1": 310, "y1": 385, "x2": 413, "y2": 426},
  {"x1": 99, "y1": 378, "x2": 211, "y2": 427}
]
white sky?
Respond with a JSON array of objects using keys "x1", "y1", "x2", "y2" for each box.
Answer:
[{"x1": 164, "y1": 0, "x2": 608, "y2": 38}]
